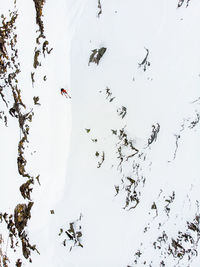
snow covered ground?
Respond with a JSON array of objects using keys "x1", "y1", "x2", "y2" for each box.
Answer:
[{"x1": 1, "y1": 0, "x2": 200, "y2": 266}]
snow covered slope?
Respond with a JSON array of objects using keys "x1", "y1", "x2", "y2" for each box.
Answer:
[{"x1": 1, "y1": 0, "x2": 200, "y2": 266}]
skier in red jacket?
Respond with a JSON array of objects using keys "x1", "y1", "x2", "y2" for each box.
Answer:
[{"x1": 61, "y1": 88, "x2": 71, "y2": 99}]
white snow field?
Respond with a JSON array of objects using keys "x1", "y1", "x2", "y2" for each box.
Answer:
[{"x1": 1, "y1": 0, "x2": 200, "y2": 266}]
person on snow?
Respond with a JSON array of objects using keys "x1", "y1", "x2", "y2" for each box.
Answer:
[{"x1": 61, "y1": 88, "x2": 71, "y2": 99}]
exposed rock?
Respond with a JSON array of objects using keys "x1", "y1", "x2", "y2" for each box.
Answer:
[
  {"x1": 14, "y1": 202, "x2": 33, "y2": 233},
  {"x1": 88, "y1": 47, "x2": 107, "y2": 65}
]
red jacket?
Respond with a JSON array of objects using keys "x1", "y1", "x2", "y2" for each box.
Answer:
[{"x1": 61, "y1": 88, "x2": 67, "y2": 95}]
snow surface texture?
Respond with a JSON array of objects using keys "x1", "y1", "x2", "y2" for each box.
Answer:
[{"x1": 1, "y1": 0, "x2": 200, "y2": 266}]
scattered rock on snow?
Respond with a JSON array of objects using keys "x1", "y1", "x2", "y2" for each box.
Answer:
[{"x1": 88, "y1": 47, "x2": 107, "y2": 65}]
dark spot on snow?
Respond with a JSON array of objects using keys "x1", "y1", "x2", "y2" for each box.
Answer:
[
  {"x1": 0, "y1": 111, "x2": 7, "y2": 126},
  {"x1": 111, "y1": 129, "x2": 117, "y2": 135},
  {"x1": 31, "y1": 72, "x2": 35, "y2": 86},
  {"x1": 189, "y1": 112, "x2": 200, "y2": 129},
  {"x1": 177, "y1": 0, "x2": 191, "y2": 8},
  {"x1": 33, "y1": 96, "x2": 40, "y2": 105},
  {"x1": 97, "y1": 151, "x2": 105, "y2": 168},
  {"x1": 59, "y1": 214, "x2": 83, "y2": 251},
  {"x1": 138, "y1": 48, "x2": 150, "y2": 72},
  {"x1": 147, "y1": 123, "x2": 160, "y2": 147},
  {"x1": 33, "y1": 49, "x2": 41, "y2": 69},
  {"x1": 117, "y1": 106, "x2": 127, "y2": 119},
  {"x1": 97, "y1": 0, "x2": 102, "y2": 17},
  {"x1": 100, "y1": 87, "x2": 115, "y2": 102},
  {"x1": 16, "y1": 259, "x2": 22, "y2": 267},
  {"x1": 88, "y1": 47, "x2": 107, "y2": 65},
  {"x1": 36, "y1": 175, "x2": 41, "y2": 185},
  {"x1": 164, "y1": 192, "x2": 175, "y2": 217},
  {"x1": 42, "y1": 40, "x2": 53, "y2": 57}
]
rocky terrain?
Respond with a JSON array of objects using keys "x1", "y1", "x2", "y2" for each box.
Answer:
[{"x1": 1, "y1": 0, "x2": 200, "y2": 266}]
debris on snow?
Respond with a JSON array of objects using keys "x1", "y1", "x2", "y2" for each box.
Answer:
[
  {"x1": 59, "y1": 214, "x2": 83, "y2": 252},
  {"x1": 147, "y1": 123, "x2": 160, "y2": 147},
  {"x1": 100, "y1": 87, "x2": 115, "y2": 102},
  {"x1": 117, "y1": 106, "x2": 127, "y2": 119},
  {"x1": 85, "y1": 128, "x2": 91, "y2": 133},
  {"x1": 88, "y1": 47, "x2": 107, "y2": 65},
  {"x1": 177, "y1": 0, "x2": 191, "y2": 8},
  {"x1": 33, "y1": 96, "x2": 40, "y2": 105},
  {"x1": 97, "y1": 151, "x2": 105, "y2": 168},
  {"x1": 33, "y1": 49, "x2": 41, "y2": 69},
  {"x1": 138, "y1": 48, "x2": 150, "y2": 72},
  {"x1": 97, "y1": 0, "x2": 102, "y2": 18}
]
